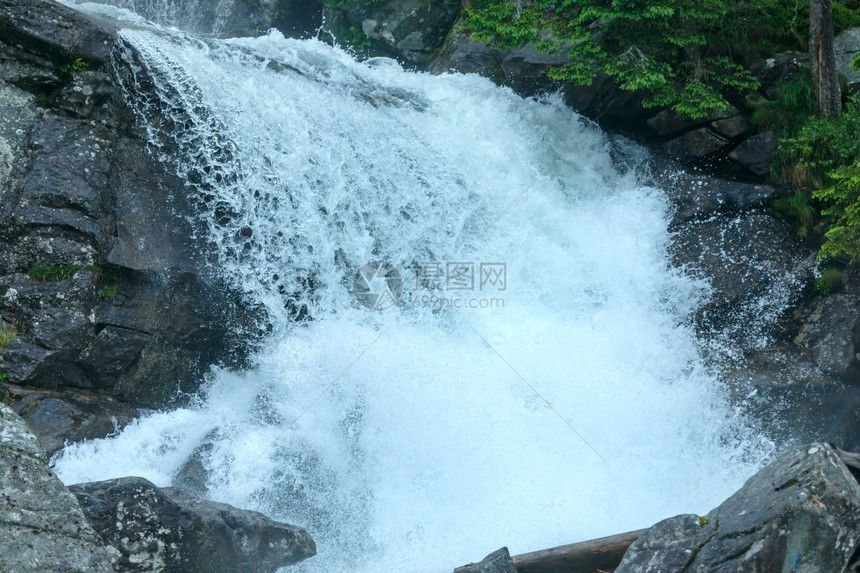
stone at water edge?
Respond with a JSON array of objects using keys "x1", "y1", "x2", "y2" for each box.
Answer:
[
  {"x1": 0, "y1": 403, "x2": 117, "y2": 573},
  {"x1": 615, "y1": 442, "x2": 860, "y2": 572},
  {"x1": 454, "y1": 547, "x2": 517, "y2": 573},
  {"x1": 69, "y1": 476, "x2": 316, "y2": 573}
]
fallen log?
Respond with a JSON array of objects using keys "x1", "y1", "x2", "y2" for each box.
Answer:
[{"x1": 510, "y1": 529, "x2": 647, "y2": 573}]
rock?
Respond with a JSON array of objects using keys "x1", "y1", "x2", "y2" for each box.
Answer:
[
  {"x1": 430, "y1": 24, "x2": 502, "y2": 76},
  {"x1": 729, "y1": 131, "x2": 778, "y2": 175},
  {"x1": 835, "y1": 26, "x2": 860, "y2": 91},
  {"x1": 647, "y1": 106, "x2": 738, "y2": 137},
  {"x1": 648, "y1": 156, "x2": 778, "y2": 224},
  {"x1": 0, "y1": 403, "x2": 117, "y2": 572},
  {"x1": 455, "y1": 547, "x2": 517, "y2": 573},
  {"x1": 326, "y1": 0, "x2": 461, "y2": 65},
  {"x1": 500, "y1": 44, "x2": 569, "y2": 96},
  {"x1": 615, "y1": 443, "x2": 860, "y2": 573},
  {"x1": 0, "y1": 0, "x2": 118, "y2": 66},
  {"x1": 711, "y1": 115, "x2": 750, "y2": 138},
  {"x1": 752, "y1": 51, "x2": 809, "y2": 100},
  {"x1": 662, "y1": 127, "x2": 731, "y2": 162},
  {"x1": 6, "y1": 383, "x2": 136, "y2": 456},
  {"x1": 672, "y1": 212, "x2": 814, "y2": 348},
  {"x1": 793, "y1": 268, "x2": 860, "y2": 380},
  {"x1": 69, "y1": 477, "x2": 316, "y2": 573},
  {"x1": 0, "y1": 1, "x2": 262, "y2": 410}
]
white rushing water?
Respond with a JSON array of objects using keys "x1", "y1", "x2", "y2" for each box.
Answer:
[{"x1": 53, "y1": 24, "x2": 776, "y2": 572}]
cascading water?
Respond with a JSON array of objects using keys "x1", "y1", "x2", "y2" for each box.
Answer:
[{"x1": 52, "y1": 17, "x2": 777, "y2": 572}]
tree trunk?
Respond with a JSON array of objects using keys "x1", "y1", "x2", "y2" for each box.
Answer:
[{"x1": 809, "y1": 0, "x2": 842, "y2": 117}]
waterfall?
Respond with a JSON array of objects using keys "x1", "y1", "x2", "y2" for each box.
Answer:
[{"x1": 52, "y1": 24, "x2": 775, "y2": 573}]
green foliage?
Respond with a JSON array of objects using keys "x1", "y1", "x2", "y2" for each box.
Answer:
[
  {"x1": 0, "y1": 319, "x2": 17, "y2": 386},
  {"x1": 463, "y1": 0, "x2": 761, "y2": 117},
  {"x1": 779, "y1": 95, "x2": 860, "y2": 259},
  {"x1": 0, "y1": 321, "x2": 17, "y2": 353},
  {"x1": 815, "y1": 266, "x2": 843, "y2": 293},
  {"x1": 772, "y1": 190, "x2": 818, "y2": 238},
  {"x1": 325, "y1": 0, "x2": 387, "y2": 5},
  {"x1": 852, "y1": 53, "x2": 860, "y2": 71},
  {"x1": 334, "y1": 24, "x2": 376, "y2": 59},
  {"x1": 58, "y1": 58, "x2": 88, "y2": 77},
  {"x1": 27, "y1": 264, "x2": 83, "y2": 282}
]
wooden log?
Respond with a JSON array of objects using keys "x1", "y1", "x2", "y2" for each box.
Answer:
[{"x1": 510, "y1": 529, "x2": 648, "y2": 573}]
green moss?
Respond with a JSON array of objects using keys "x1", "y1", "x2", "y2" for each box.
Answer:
[
  {"x1": 98, "y1": 285, "x2": 117, "y2": 301},
  {"x1": 27, "y1": 264, "x2": 83, "y2": 282},
  {"x1": 0, "y1": 321, "x2": 16, "y2": 352},
  {"x1": 699, "y1": 516, "x2": 711, "y2": 527},
  {"x1": 21, "y1": 398, "x2": 41, "y2": 415},
  {"x1": 815, "y1": 267, "x2": 843, "y2": 294}
]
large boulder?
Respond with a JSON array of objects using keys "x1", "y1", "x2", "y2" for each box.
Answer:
[
  {"x1": 793, "y1": 267, "x2": 860, "y2": 381},
  {"x1": 835, "y1": 26, "x2": 860, "y2": 91},
  {"x1": 0, "y1": 402, "x2": 117, "y2": 572},
  {"x1": 454, "y1": 547, "x2": 516, "y2": 573},
  {"x1": 729, "y1": 130, "x2": 778, "y2": 176},
  {"x1": 326, "y1": 0, "x2": 461, "y2": 65},
  {"x1": 69, "y1": 477, "x2": 316, "y2": 573},
  {"x1": 672, "y1": 211, "x2": 814, "y2": 347},
  {"x1": 616, "y1": 443, "x2": 860, "y2": 572},
  {"x1": 0, "y1": 0, "x2": 260, "y2": 410},
  {"x1": 6, "y1": 382, "x2": 136, "y2": 456}
]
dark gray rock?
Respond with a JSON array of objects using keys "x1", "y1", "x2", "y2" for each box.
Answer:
[
  {"x1": 835, "y1": 26, "x2": 860, "y2": 90},
  {"x1": 663, "y1": 127, "x2": 731, "y2": 162},
  {"x1": 455, "y1": 547, "x2": 516, "y2": 573},
  {"x1": 430, "y1": 24, "x2": 501, "y2": 76},
  {"x1": 0, "y1": 0, "x2": 118, "y2": 66},
  {"x1": 326, "y1": 0, "x2": 461, "y2": 65},
  {"x1": 729, "y1": 130, "x2": 778, "y2": 175},
  {"x1": 0, "y1": 1, "x2": 261, "y2": 410},
  {"x1": 647, "y1": 106, "x2": 737, "y2": 137},
  {"x1": 793, "y1": 268, "x2": 860, "y2": 380},
  {"x1": 616, "y1": 443, "x2": 860, "y2": 573},
  {"x1": 711, "y1": 115, "x2": 750, "y2": 138},
  {"x1": 672, "y1": 212, "x2": 814, "y2": 348},
  {"x1": 0, "y1": 402, "x2": 117, "y2": 572},
  {"x1": 649, "y1": 157, "x2": 778, "y2": 224},
  {"x1": 7, "y1": 383, "x2": 136, "y2": 456},
  {"x1": 752, "y1": 51, "x2": 809, "y2": 100},
  {"x1": 69, "y1": 477, "x2": 316, "y2": 573}
]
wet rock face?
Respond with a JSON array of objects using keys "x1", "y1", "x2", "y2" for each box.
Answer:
[
  {"x1": 0, "y1": 0, "x2": 259, "y2": 412},
  {"x1": 326, "y1": 0, "x2": 461, "y2": 65},
  {"x1": 616, "y1": 443, "x2": 860, "y2": 573},
  {"x1": 0, "y1": 403, "x2": 117, "y2": 573},
  {"x1": 6, "y1": 382, "x2": 136, "y2": 456},
  {"x1": 69, "y1": 477, "x2": 317, "y2": 573}
]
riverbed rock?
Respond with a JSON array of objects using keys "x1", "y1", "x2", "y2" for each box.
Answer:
[
  {"x1": 672, "y1": 211, "x2": 814, "y2": 350},
  {"x1": 615, "y1": 443, "x2": 860, "y2": 573},
  {"x1": 663, "y1": 127, "x2": 731, "y2": 162},
  {"x1": 646, "y1": 106, "x2": 739, "y2": 137},
  {"x1": 455, "y1": 547, "x2": 517, "y2": 573},
  {"x1": 69, "y1": 476, "x2": 316, "y2": 573},
  {"x1": 0, "y1": 0, "x2": 260, "y2": 410},
  {"x1": 0, "y1": 402, "x2": 117, "y2": 572},
  {"x1": 792, "y1": 267, "x2": 860, "y2": 381},
  {"x1": 648, "y1": 156, "x2": 778, "y2": 224},
  {"x1": 729, "y1": 130, "x2": 778, "y2": 175},
  {"x1": 6, "y1": 382, "x2": 136, "y2": 456}
]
